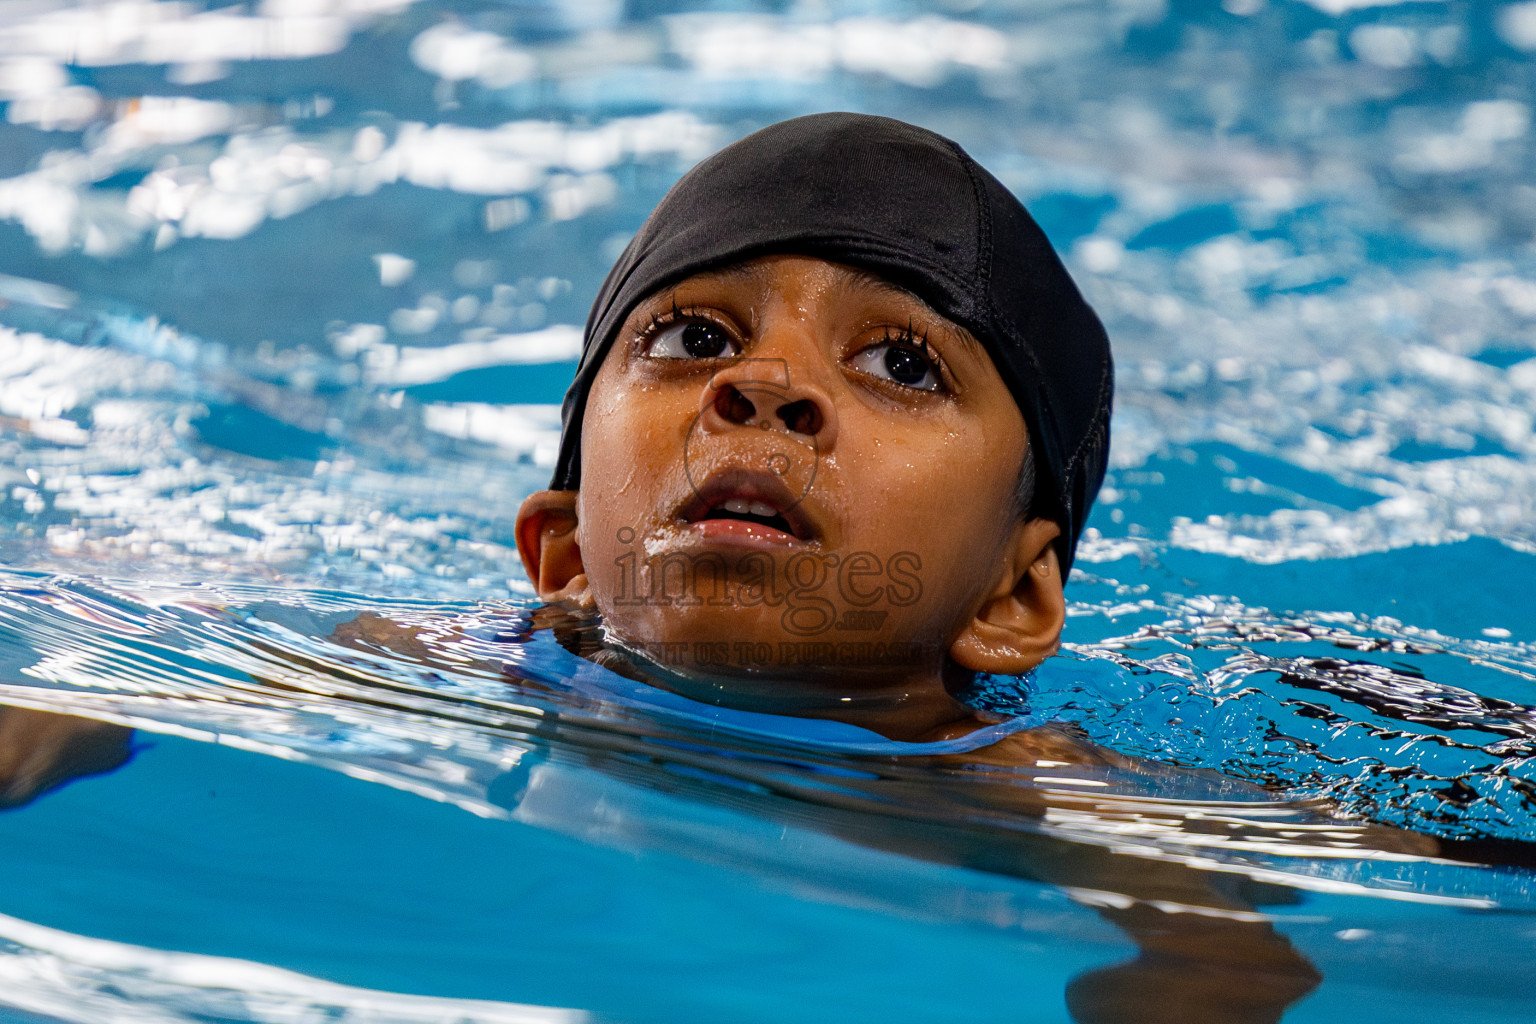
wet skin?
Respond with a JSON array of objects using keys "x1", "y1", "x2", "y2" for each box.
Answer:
[
  {"x1": 502, "y1": 255, "x2": 1333, "y2": 1019},
  {"x1": 517, "y1": 255, "x2": 1067, "y2": 743},
  {"x1": 0, "y1": 704, "x2": 132, "y2": 810}
]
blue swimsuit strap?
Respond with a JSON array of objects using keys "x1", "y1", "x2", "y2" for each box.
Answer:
[{"x1": 504, "y1": 630, "x2": 1042, "y2": 757}]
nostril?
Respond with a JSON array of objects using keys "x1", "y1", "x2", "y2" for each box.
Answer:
[
  {"x1": 714, "y1": 384, "x2": 757, "y2": 425},
  {"x1": 777, "y1": 398, "x2": 822, "y2": 436}
]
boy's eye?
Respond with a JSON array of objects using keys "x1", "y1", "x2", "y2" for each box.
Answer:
[
  {"x1": 848, "y1": 343, "x2": 942, "y2": 392},
  {"x1": 645, "y1": 320, "x2": 740, "y2": 359}
]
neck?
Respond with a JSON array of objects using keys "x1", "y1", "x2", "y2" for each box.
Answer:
[{"x1": 596, "y1": 639, "x2": 986, "y2": 743}]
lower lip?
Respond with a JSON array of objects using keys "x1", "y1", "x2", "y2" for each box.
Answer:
[{"x1": 684, "y1": 518, "x2": 802, "y2": 549}]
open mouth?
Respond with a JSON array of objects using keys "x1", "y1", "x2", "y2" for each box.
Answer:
[
  {"x1": 700, "y1": 497, "x2": 796, "y2": 536},
  {"x1": 678, "y1": 471, "x2": 814, "y2": 543}
]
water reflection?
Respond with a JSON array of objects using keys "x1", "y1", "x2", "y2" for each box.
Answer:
[
  {"x1": 0, "y1": 695, "x2": 1325, "y2": 1023},
  {"x1": 4, "y1": 588, "x2": 1533, "y2": 1023},
  {"x1": 2, "y1": 0, "x2": 1536, "y2": 1018},
  {"x1": 0, "y1": 703, "x2": 131, "y2": 809}
]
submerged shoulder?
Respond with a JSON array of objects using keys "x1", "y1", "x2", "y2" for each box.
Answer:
[{"x1": 942, "y1": 721, "x2": 1130, "y2": 770}]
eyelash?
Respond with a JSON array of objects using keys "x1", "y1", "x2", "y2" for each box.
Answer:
[
  {"x1": 878, "y1": 324, "x2": 941, "y2": 366},
  {"x1": 855, "y1": 324, "x2": 950, "y2": 393},
  {"x1": 654, "y1": 303, "x2": 707, "y2": 330},
  {"x1": 636, "y1": 305, "x2": 735, "y2": 349}
]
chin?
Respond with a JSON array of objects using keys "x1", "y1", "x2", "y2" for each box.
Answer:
[{"x1": 597, "y1": 601, "x2": 942, "y2": 682}]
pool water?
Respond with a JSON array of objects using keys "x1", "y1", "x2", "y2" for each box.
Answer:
[{"x1": 1, "y1": 0, "x2": 1535, "y2": 1021}]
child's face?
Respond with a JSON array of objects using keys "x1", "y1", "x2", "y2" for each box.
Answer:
[{"x1": 520, "y1": 255, "x2": 1064, "y2": 687}]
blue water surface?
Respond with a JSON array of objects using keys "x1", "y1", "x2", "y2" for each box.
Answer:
[{"x1": 1, "y1": 0, "x2": 1535, "y2": 1020}]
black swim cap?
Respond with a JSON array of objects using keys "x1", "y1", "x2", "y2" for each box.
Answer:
[{"x1": 551, "y1": 112, "x2": 1112, "y2": 576}]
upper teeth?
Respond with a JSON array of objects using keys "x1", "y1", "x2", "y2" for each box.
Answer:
[{"x1": 722, "y1": 498, "x2": 777, "y2": 517}]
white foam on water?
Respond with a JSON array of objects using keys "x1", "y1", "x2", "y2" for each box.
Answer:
[
  {"x1": 1498, "y1": 0, "x2": 1536, "y2": 51},
  {"x1": 421, "y1": 402, "x2": 561, "y2": 465},
  {"x1": 664, "y1": 14, "x2": 1008, "y2": 88},
  {"x1": 409, "y1": 21, "x2": 536, "y2": 88},
  {"x1": 1296, "y1": 0, "x2": 1442, "y2": 15},
  {"x1": 0, "y1": 0, "x2": 419, "y2": 70},
  {"x1": 364, "y1": 326, "x2": 581, "y2": 386},
  {"x1": 0, "y1": 110, "x2": 719, "y2": 253},
  {"x1": 0, "y1": 910, "x2": 587, "y2": 1024},
  {"x1": 0, "y1": 326, "x2": 547, "y2": 593}
]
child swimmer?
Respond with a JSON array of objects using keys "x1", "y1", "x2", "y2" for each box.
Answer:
[
  {"x1": 3, "y1": 114, "x2": 1522, "y2": 1022},
  {"x1": 514, "y1": 112, "x2": 1119, "y2": 762}
]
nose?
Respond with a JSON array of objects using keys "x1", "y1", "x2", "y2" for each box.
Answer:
[{"x1": 696, "y1": 356, "x2": 839, "y2": 450}]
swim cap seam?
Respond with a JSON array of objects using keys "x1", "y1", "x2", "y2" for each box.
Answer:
[
  {"x1": 1062, "y1": 359, "x2": 1113, "y2": 486},
  {"x1": 947, "y1": 138, "x2": 993, "y2": 322}
]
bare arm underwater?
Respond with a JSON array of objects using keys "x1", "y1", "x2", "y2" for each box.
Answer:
[
  {"x1": 6, "y1": 610, "x2": 1523, "y2": 1024},
  {"x1": 0, "y1": 704, "x2": 133, "y2": 810}
]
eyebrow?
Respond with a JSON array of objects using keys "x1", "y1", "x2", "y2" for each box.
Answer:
[
  {"x1": 645, "y1": 261, "x2": 762, "y2": 307},
  {"x1": 662, "y1": 258, "x2": 987, "y2": 357},
  {"x1": 841, "y1": 267, "x2": 986, "y2": 359}
]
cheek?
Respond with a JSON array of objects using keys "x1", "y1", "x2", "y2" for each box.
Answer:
[
  {"x1": 580, "y1": 378, "x2": 688, "y2": 503},
  {"x1": 839, "y1": 411, "x2": 1017, "y2": 525},
  {"x1": 832, "y1": 411, "x2": 1021, "y2": 600},
  {"x1": 576, "y1": 372, "x2": 703, "y2": 581}
]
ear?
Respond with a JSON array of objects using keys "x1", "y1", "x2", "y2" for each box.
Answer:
[
  {"x1": 948, "y1": 518, "x2": 1066, "y2": 676},
  {"x1": 514, "y1": 490, "x2": 592, "y2": 605}
]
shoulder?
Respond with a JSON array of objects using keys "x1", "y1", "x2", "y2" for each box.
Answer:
[{"x1": 941, "y1": 721, "x2": 1129, "y2": 769}]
